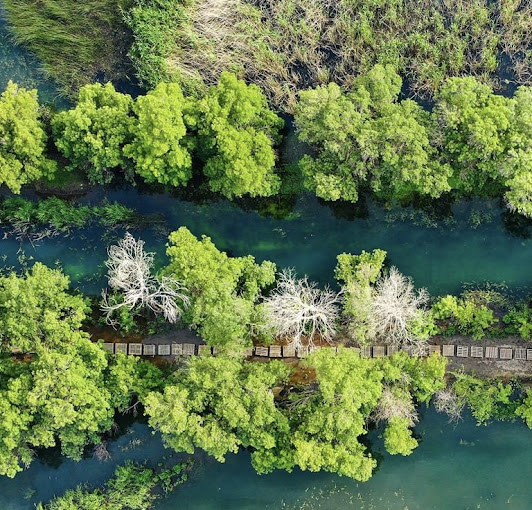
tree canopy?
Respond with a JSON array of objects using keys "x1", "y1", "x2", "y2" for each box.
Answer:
[
  {"x1": 163, "y1": 227, "x2": 276, "y2": 349},
  {"x1": 0, "y1": 263, "x2": 88, "y2": 353},
  {"x1": 193, "y1": 72, "x2": 284, "y2": 199},
  {"x1": 124, "y1": 82, "x2": 194, "y2": 187},
  {"x1": 295, "y1": 65, "x2": 451, "y2": 203},
  {"x1": 0, "y1": 81, "x2": 56, "y2": 193},
  {"x1": 52, "y1": 82, "x2": 133, "y2": 184}
]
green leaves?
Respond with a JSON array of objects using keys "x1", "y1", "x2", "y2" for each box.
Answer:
[
  {"x1": 295, "y1": 65, "x2": 449, "y2": 203},
  {"x1": 145, "y1": 356, "x2": 290, "y2": 462},
  {"x1": 195, "y1": 72, "x2": 284, "y2": 198},
  {"x1": 52, "y1": 82, "x2": 134, "y2": 184},
  {"x1": 164, "y1": 227, "x2": 276, "y2": 349},
  {"x1": 0, "y1": 263, "x2": 89, "y2": 353},
  {"x1": 0, "y1": 81, "x2": 56, "y2": 192},
  {"x1": 124, "y1": 82, "x2": 194, "y2": 187}
]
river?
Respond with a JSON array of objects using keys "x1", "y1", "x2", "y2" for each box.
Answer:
[{"x1": 1, "y1": 9, "x2": 532, "y2": 509}]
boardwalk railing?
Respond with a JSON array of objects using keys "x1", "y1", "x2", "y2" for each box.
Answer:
[{"x1": 101, "y1": 342, "x2": 532, "y2": 361}]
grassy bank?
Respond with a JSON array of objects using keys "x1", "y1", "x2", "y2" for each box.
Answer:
[{"x1": 125, "y1": 0, "x2": 532, "y2": 110}]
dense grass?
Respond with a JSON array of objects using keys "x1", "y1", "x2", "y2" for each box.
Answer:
[
  {"x1": 125, "y1": 0, "x2": 532, "y2": 110},
  {"x1": 2, "y1": 0, "x2": 134, "y2": 95}
]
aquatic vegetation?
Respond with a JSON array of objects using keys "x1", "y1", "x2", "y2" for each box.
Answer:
[
  {"x1": 124, "y1": 0, "x2": 531, "y2": 109},
  {"x1": 2, "y1": 0, "x2": 132, "y2": 95},
  {"x1": 37, "y1": 460, "x2": 192, "y2": 509}
]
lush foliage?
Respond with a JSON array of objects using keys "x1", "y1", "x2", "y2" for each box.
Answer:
[
  {"x1": 295, "y1": 65, "x2": 451, "y2": 202},
  {"x1": 192, "y1": 72, "x2": 284, "y2": 198},
  {"x1": 432, "y1": 295, "x2": 496, "y2": 340},
  {"x1": 452, "y1": 373, "x2": 514, "y2": 424},
  {"x1": 0, "y1": 82, "x2": 56, "y2": 193},
  {"x1": 145, "y1": 356, "x2": 290, "y2": 461},
  {"x1": 0, "y1": 263, "x2": 164, "y2": 477},
  {"x1": 52, "y1": 83, "x2": 134, "y2": 184},
  {"x1": 124, "y1": 82, "x2": 194, "y2": 187},
  {"x1": 0, "y1": 263, "x2": 88, "y2": 353},
  {"x1": 163, "y1": 227, "x2": 276, "y2": 349},
  {"x1": 146, "y1": 350, "x2": 447, "y2": 481},
  {"x1": 335, "y1": 249, "x2": 386, "y2": 344}
]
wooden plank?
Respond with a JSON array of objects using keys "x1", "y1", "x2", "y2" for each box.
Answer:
[
  {"x1": 456, "y1": 345, "x2": 469, "y2": 357},
  {"x1": 143, "y1": 344, "x2": 156, "y2": 356},
  {"x1": 515, "y1": 347, "x2": 527, "y2": 360},
  {"x1": 428, "y1": 345, "x2": 442, "y2": 356},
  {"x1": 485, "y1": 346, "x2": 498, "y2": 359},
  {"x1": 470, "y1": 346, "x2": 483, "y2": 358},
  {"x1": 157, "y1": 344, "x2": 171, "y2": 356},
  {"x1": 499, "y1": 347, "x2": 513, "y2": 360},
  {"x1": 373, "y1": 346, "x2": 385, "y2": 357},
  {"x1": 401, "y1": 346, "x2": 414, "y2": 356},
  {"x1": 171, "y1": 343, "x2": 183, "y2": 356},
  {"x1": 350, "y1": 347, "x2": 361, "y2": 356},
  {"x1": 183, "y1": 343, "x2": 195, "y2": 356},
  {"x1": 386, "y1": 346, "x2": 398, "y2": 356},
  {"x1": 269, "y1": 345, "x2": 282, "y2": 358},
  {"x1": 115, "y1": 343, "x2": 128, "y2": 355},
  {"x1": 442, "y1": 345, "x2": 455, "y2": 357},
  {"x1": 255, "y1": 346, "x2": 269, "y2": 357},
  {"x1": 212, "y1": 347, "x2": 219, "y2": 356},
  {"x1": 282, "y1": 344, "x2": 296, "y2": 357},
  {"x1": 243, "y1": 347, "x2": 254, "y2": 357},
  {"x1": 102, "y1": 343, "x2": 114, "y2": 353},
  {"x1": 309, "y1": 345, "x2": 322, "y2": 354},
  {"x1": 296, "y1": 346, "x2": 308, "y2": 358},
  {"x1": 360, "y1": 346, "x2": 372, "y2": 358},
  {"x1": 128, "y1": 343, "x2": 142, "y2": 356},
  {"x1": 527, "y1": 348, "x2": 532, "y2": 360}
]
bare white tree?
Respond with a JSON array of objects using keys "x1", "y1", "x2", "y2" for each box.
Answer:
[
  {"x1": 371, "y1": 267, "x2": 429, "y2": 349},
  {"x1": 262, "y1": 268, "x2": 341, "y2": 349},
  {"x1": 433, "y1": 387, "x2": 464, "y2": 422},
  {"x1": 101, "y1": 233, "x2": 189, "y2": 324},
  {"x1": 372, "y1": 386, "x2": 419, "y2": 426}
]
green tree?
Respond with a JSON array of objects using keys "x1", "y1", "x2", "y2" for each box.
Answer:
[
  {"x1": 383, "y1": 417, "x2": 418, "y2": 456},
  {"x1": 516, "y1": 390, "x2": 532, "y2": 429},
  {"x1": 335, "y1": 249, "x2": 386, "y2": 343},
  {"x1": 145, "y1": 356, "x2": 290, "y2": 461},
  {"x1": 193, "y1": 72, "x2": 284, "y2": 198},
  {"x1": 253, "y1": 348, "x2": 384, "y2": 481},
  {"x1": 125, "y1": 82, "x2": 194, "y2": 187},
  {"x1": 431, "y1": 294, "x2": 496, "y2": 340},
  {"x1": 452, "y1": 373, "x2": 513, "y2": 425},
  {"x1": 295, "y1": 65, "x2": 451, "y2": 203},
  {"x1": 0, "y1": 339, "x2": 146, "y2": 477},
  {"x1": 0, "y1": 81, "x2": 56, "y2": 192},
  {"x1": 433, "y1": 76, "x2": 513, "y2": 194},
  {"x1": 163, "y1": 227, "x2": 276, "y2": 349},
  {"x1": 52, "y1": 83, "x2": 133, "y2": 184},
  {"x1": 0, "y1": 263, "x2": 88, "y2": 353}
]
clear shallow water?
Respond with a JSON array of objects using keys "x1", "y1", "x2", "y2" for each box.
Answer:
[
  {"x1": 1, "y1": 408, "x2": 531, "y2": 510},
  {"x1": 2, "y1": 189, "x2": 532, "y2": 297}
]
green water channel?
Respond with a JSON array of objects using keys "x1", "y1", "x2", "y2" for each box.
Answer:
[{"x1": 1, "y1": 11, "x2": 532, "y2": 509}]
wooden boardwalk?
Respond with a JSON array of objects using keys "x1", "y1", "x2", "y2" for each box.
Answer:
[{"x1": 101, "y1": 342, "x2": 532, "y2": 361}]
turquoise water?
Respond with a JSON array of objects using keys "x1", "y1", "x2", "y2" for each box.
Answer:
[
  {"x1": 3, "y1": 189, "x2": 532, "y2": 297},
  {"x1": 0, "y1": 408, "x2": 531, "y2": 509}
]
